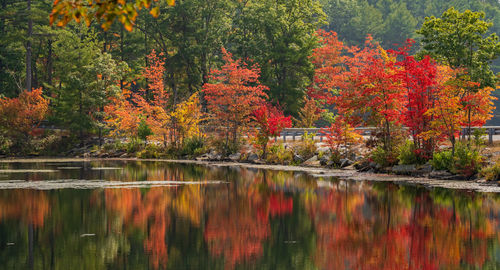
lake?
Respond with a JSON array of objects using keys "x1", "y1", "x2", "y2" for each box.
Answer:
[{"x1": 0, "y1": 159, "x2": 499, "y2": 269}]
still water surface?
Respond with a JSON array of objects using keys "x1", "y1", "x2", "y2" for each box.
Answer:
[{"x1": 1, "y1": 160, "x2": 500, "y2": 269}]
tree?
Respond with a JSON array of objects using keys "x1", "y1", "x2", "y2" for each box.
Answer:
[
  {"x1": 50, "y1": 27, "x2": 127, "y2": 138},
  {"x1": 50, "y1": 0, "x2": 175, "y2": 31},
  {"x1": 390, "y1": 40, "x2": 439, "y2": 159},
  {"x1": 252, "y1": 104, "x2": 292, "y2": 158},
  {"x1": 294, "y1": 96, "x2": 322, "y2": 128},
  {"x1": 168, "y1": 92, "x2": 203, "y2": 146},
  {"x1": 424, "y1": 65, "x2": 495, "y2": 154},
  {"x1": 334, "y1": 36, "x2": 405, "y2": 152},
  {"x1": 0, "y1": 88, "x2": 49, "y2": 150},
  {"x1": 320, "y1": 116, "x2": 362, "y2": 159},
  {"x1": 308, "y1": 29, "x2": 345, "y2": 106},
  {"x1": 231, "y1": 0, "x2": 326, "y2": 115},
  {"x1": 417, "y1": 7, "x2": 500, "y2": 88},
  {"x1": 202, "y1": 48, "x2": 268, "y2": 145}
]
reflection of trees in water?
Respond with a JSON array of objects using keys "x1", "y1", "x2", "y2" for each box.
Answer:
[
  {"x1": 0, "y1": 190, "x2": 50, "y2": 227},
  {"x1": 2, "y1": 164, "x2": 500, "y2": 269},
  {"x1": 305, "y1": 182, "x2": 500, "y2": 269}
]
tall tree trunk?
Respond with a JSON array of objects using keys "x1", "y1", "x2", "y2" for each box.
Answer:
[
  {"x1": 26, "y1": 0, "x2": 32, "y2": 92},
  {"x1": 47, "y1": 39, "x2": 53, "y2": 86}
]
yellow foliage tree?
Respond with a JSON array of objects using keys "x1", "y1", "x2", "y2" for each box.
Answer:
[{"x1": 168, "y1": 93, "x2": 203, "y2": 146}]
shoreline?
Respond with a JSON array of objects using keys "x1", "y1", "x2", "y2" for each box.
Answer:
[{"x1": 1, "y1": 157, "x2": 500, "y2": 193}]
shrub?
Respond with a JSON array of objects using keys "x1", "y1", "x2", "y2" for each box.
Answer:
[
  {"x1": 180, "y1": 136, "x2": 205, "y2": 157},
  {"x1": 266, "y1": 143, "x2": 293, "y2": 164},
  {"x1": 208, "y1": 134, "x2": 241, "y2": 155},
  {"x1": 136, "y1": 144, "x2": 166, "y2": 159},
  {"x1": 371, "y1": 145, "x2": 399, "y2": 167},
  {"x1": 293, "y1": 132, "x2": 317, "y2": 160},
  {"x1": 481, "y1": 161, "x2": 500, "y2": 181},
  {"x1": 398, "y1": 140, "x2": 427, "y2": 165},
  {"x1": 430, "y1": 150, "x2": 453, "y2": 171},
  {"x1": 452, "y1": 143, "x2": 482, "y2": 177},
  {"x1": 431, "y1": 143, "x2": 483, "y2": 177},
  {"x1": 126, "y1": 139, "x2": 142, "y2": 153}
]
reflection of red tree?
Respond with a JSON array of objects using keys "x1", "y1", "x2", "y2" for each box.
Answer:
[
  {"x1": 204, "y1": 193, "x2": 270, "y2": 269},
  {"x1": 269, "y1": 193, "x2": 293, "y2": 217},
  {"x1": 0, "y1": 190, "x2": 50, "y2": 227}
]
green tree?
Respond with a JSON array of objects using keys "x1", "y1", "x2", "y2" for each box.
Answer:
[
  {"x1": 231, "y1": 0, "x2": 326, "y2": 115},
  {"x1": 50, "y1": 26, "x2": 128, "y2": 138},
  {"x1": 417, "y1": 7, "x2": 500, "y2": 87}
]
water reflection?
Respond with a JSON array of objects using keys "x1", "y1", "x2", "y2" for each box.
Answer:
[{"x1": 0, "y1": 161, "x2": 499, "y2": 269}]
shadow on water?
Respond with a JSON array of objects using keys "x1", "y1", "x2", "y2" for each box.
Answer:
[{"x1": 0, "y1": 160, "x2": 500, "y2": 269}]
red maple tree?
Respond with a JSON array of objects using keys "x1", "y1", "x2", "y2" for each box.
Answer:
[
  {"x1": 252, "y1": 104, "x2": 292, "y2": 158},
  {"x1": 202, "y1": 48, "x2": 268, "y2": 144}
]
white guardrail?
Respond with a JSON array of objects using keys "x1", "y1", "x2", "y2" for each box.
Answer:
[{"x1": 278, "y1": 126, "x2": 500, "y2": 144}]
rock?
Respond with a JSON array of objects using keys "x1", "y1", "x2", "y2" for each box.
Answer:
[
  {"x1": 195, "y1": 153, "x2": 210, "y2": 161},
  {"x1": 320, "y1": 156, "x2": 330, "y2": 166},
  {"x1": 428, "y1": 170, "x2": 455, "y2": 180},
  {"x1": 417, "y1": 164, "x2": 432, "y2": 174},
  {"x1": 303, "y1": 156, "x2": 320, "y2": 166},
  {"x1": 293, "y1": 154, "x2": 304, "y2": 164},
  {"x1": 339, "y1": 158, "x2": 353, "y2": 168},
  {"x1": 247, "y1": 153, "x2": 259, "y2": 162},
  {"x1": 326, "y1": 160, "x2": 335, "y2": 167},
  {"x1": 228, "y1": 153, "x2": 241, "y2": 162},
  {"x1": 392, "y1": 164, "x2": 417, "y2": 175}
]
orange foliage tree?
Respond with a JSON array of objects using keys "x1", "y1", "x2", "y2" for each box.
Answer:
[
  {"x1": 202, "y1": 48, "x2": 268, "y2": 144},
  {"x1": 106, "y1": 50, "x2": 170, "y2": 143},
  {"x1": 0, "y1": 88, "x2": 49, "y2": 149},
  {"x1": 424, "y1": 66, "x2": 495, "y2": 154}
]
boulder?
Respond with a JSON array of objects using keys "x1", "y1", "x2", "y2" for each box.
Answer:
[
  {"x1": 228, "y1": 153, "x2": 241, "y2": 162},
  {"x1": 320, "y1": 156, "x2": 330, "y2": 166},
  {"x1": 428, "y1": 170, "x2": 456, "y2": 180},
  {"x1": 392, "y1": 164, "x2": 417, "y2": 175},
  {"x1": 303, "y1": 155, "x2": 320, "y2": 166},
  {"x1": 293, "y1": 154, "x2": 304, "y2": 164},
  {"x1": 339, "y1": 158, "x2": 353, "y2": 168},
  {"x1": 247, "y1": 153, "x2": 259, "y2": 162}
]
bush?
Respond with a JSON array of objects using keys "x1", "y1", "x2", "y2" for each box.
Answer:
[
  {"x1": 293, "y1": 132, "x2": 317, "y2": 160},
  {"x1": 452, "y1": 143, "x2": 482, "y2": 177},
  {"x1": 371, "y1": 145, "x2": 398, "y2": 167},
  {"x1": 126, "y1": 139, "x2": 142, "y2": 153},
  {"x1": 208, "y1": 135, "x2": 241, "y2": 155},
  {"x1": 481, "y1": 161, "x2": 500, "y2": 181},
  {"x1": 266, "y1": 143, "x2": 293, "y2": 164},
  {"x1": 180, "y1": 136, "x2": 206, "y2": 157},
  {"x1": 136, "y1": 144, "x2": 166, "y2": 159},
  {"x1": 430, "y1": 150, "x2": 453, "y2": 171},
  {"x1": 431, "y1": 143, "x2": 483, "y2": 178},
  {"x1": 398, "y1": 140, "x2": 427, "y2": 165}
]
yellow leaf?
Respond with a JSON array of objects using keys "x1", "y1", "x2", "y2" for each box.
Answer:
[
  {"x1": 166, "y1": 0, "x2": 175, "y2": 6},
  {"x1": 150, "y1": 6, "x2": 160, "y2": 17}
]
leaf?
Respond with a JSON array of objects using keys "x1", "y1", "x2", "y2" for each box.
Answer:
[{"x1": 150, "y1": 6, "x2": 160, "y2": 18}]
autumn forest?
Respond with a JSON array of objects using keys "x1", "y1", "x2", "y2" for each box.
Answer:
[{"x1": 1, "y1": 1, "x2": 500, "y2": 173}]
